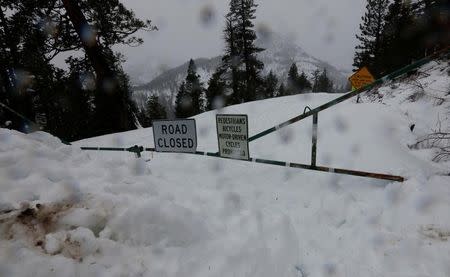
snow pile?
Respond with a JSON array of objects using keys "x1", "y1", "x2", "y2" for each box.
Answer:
[
  {"x1": 0, "y1": 129, "x2": 300, "y2": 276},
  {"x1": 360, "y1": 59, "x2": 450, "y2": 165},
  {"x1": 1, "y1": 60, "x2": 450, "y2": 276}
]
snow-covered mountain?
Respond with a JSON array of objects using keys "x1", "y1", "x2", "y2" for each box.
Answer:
[
  {"x1": 133, "y1": 33, "x2": 349, "y2": 109},
  {"x1": 257, "y1": 33, "x2": 348, "y2": 85}
]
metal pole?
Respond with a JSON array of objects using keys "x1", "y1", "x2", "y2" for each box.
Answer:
[
  {"x1": 0, "y1": 101, "x2": 41, "y2": 132},
  {"x1": 311, "y1": 113, "x2": 318, "y2": 167},
  {"x1": 80, "y1": 146, "x2": 405, "y2": 182}
]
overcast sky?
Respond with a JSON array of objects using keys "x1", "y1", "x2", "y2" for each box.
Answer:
[{"x1": 119, "y1": 0, "x2": 366, "y2": 74}]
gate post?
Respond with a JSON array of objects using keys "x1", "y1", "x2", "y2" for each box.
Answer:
[{"x1": 311, "y1": 113, "x2": 318, "y2": 167}]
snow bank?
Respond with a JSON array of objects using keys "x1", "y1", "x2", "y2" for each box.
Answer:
[{"x1": 1, "y1": 60, "x2": 450, "y2": 276}]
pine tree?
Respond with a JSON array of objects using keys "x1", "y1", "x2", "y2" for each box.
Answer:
[
  {"x1": 278, "y1": 83, "x2": 287, "y2": 97},
  {"x1": 379, "y1": 0, "x2": 448, "y2": 74},
  {"x1": 382, "y1": 0, "x2": 418, "y2": 73},
  {"x1": 298, "y1": 71, "x2": 312, "y2": 92},
  {"x1": 206, "y1": 68, "x2": 227, "y2": 110},
  {"x1": 146, "y1": 94, "x2": 167, "y2": 125},
  {"x1": 262, "y1": 70, "x2": 278, "y2": 99},
  {"x1": 236, "y1": 0, "x2": 265, "y2": 102},
  {"x1": 312, "y1": 69, "x2": 321, "y2": 92},
  {"x1": 0, "y1": 1, "x2": 38, "y2": 131},
  {"x1": 414, "y1": 0, "x2": 449, "y2": 56},
  {"x1": 57, "y1": 71, "x2": 94, "y2": 141},
  {"x1": 287, "y1": 63, "x2": 300, "y2": 95},
  {"x1": 222, "y1": 17, "x2": 241, "y2": 105},
  {"x1": 286, "y1": 64, "x2": 312, "y2": 94},
  {"x1": 0, "y1": 0, "x2": 154, "y2": 138},
  {"x1": 175, "y1": 59, "x2": 205, "y2": 117},
  {"x1": 322, "y1": 69, "x2": 334, "y2": 92},
  {"x1": 185, "y1": 59, "x2": 205, "y2": 115},
  {"x1": 313, "y1": 69, "x2": 334, "y2": 93},
  {"x1": 175, "y1": 82, "x2": 190, "y2": 118},
  {"x1": 60, "y1": 0, "x2": 151, "y2": 135},
  {"x1": 221, "y1": 0, "x2": 264, "y2": 104},
  {"x1": 353, "y1": 0, "x2": 389, "y2": 77}
]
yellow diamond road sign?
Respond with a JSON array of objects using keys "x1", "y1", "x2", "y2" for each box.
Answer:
[{"x1": 349, "y1": 66, "x2": 375, "y2": 90}]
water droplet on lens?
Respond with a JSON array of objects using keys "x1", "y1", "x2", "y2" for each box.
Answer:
[{"x1": 199, "y1": 5, "x2": 216, "y2": 28}]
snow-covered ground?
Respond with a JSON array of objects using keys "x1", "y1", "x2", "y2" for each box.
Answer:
[{"x1": 1, "y1": 60, "x2": 449, "y2": 276}]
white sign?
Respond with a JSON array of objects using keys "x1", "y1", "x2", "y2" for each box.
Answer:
[
  {"x1": 153, "y1": 119, "x2": 197, "y2": 153},
  {"x1": 216, "y1": 114, "x2": 249, "y2": 160}
]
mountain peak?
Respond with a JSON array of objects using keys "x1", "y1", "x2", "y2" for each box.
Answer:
[
  {"x1": 133, "y1": 32, "x2": 348, "y2": 112},
  {"x1": 257, "y1": 31, "x2": 309, "y2": 60}
]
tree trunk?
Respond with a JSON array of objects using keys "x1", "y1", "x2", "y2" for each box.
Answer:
[
  {"x1": 61, "y1": 0, "x2": 115, "y2": 90},
  {"x1": 61, "y1": 0, "x2": 133, "y2": 135}
]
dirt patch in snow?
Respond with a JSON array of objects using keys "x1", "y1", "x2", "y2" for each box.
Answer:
[
  {"x1": 0, "y1": 202, "x2": 74, "y2": 248},
  {"x1": 419, "y1": 225, "x2": 450, "y2": 241}
]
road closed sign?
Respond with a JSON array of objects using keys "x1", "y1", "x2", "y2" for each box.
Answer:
[
  {"x1": 216, "y1": 114, "x2": 249, "y2": 160},
  {"x1": 152, "y1": 119, "x2": 197, "y2": 153}
]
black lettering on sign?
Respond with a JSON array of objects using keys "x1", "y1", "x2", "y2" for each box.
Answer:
[
  {"x1": 226, "y1": 141, "x2": 240, "y2": 148},
  {"x1": 216, "y1": 115, "x2": 249, "y2": 160},
  {"x1": 153, "y1": 119, "x2": 197, "y2": 153},
  {"x1": 175, "y1": 124, "x2": 182, "y2": 134},
  {"x1": 232, "y1": 134, "x2": 246, "y2": 140},
  {"x1": 223, "y1": 126, "x2": 242, "y2": 133}
]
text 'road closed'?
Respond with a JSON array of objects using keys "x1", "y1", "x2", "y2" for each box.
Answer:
[{"x1": 152, "y1": 119, "x2": 197, "y2": 153}]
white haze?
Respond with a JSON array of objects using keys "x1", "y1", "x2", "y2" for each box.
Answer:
[{"x1": 118, "y1": 0, "x2": 366, "y2": 79}]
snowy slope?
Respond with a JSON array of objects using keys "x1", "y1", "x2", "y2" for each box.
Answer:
[
  {"x1": 360, "y1": 60, "x2": 450, "y2": 142},
  {"x1": 1, "y1": 60, "x2": 449, "y2": 277}
]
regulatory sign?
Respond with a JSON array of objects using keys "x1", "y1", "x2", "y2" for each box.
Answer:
[
  {"x1": 349, "y1": 66, "x2": 375, "y2": 90},
  {"x1": 152, "y1": 119, "x2": 197, "y2": 153},
  {"x1": 216, "y1": 114, "x2": 249, "y2": 160}
]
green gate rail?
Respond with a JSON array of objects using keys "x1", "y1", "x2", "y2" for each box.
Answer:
[
  {"x1": 248, "y1": 46, "x2": 450, "y2": 142},
  {"x1": 80, "y1": 146, "x2": 404, "y2": 182},
  {"x1": 81, "y1": 145, "x2": 144, "y2": 157}
]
